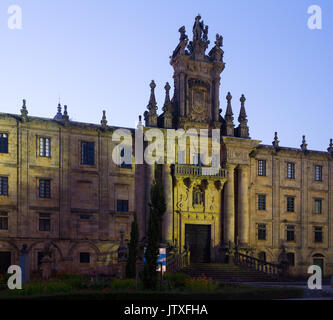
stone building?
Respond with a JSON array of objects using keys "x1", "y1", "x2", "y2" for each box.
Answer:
[{"x1": 0, "y1": 16, "x2": 332, "y2": 278}]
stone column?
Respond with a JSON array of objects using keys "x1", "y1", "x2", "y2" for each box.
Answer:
[
  {"x1": 224, "y1": 164, "x2": 236, "y2": 243},
  {"x1": 162, "y1": 164, "x2": 173, "y2": 244},
  {"x1": 238, "y1": 165, "x2": 250, "y2": 245},
  {"x1": 179, "y1": 73, "x2": 185, "y2": 117},
  {"x1": 214, "y1": 78, "x2": 220, "y2": 121}
]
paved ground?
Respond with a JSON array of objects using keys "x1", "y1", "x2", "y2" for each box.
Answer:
[{"x1": 244, "y1": 281, "x2": 333, "y2": 299}]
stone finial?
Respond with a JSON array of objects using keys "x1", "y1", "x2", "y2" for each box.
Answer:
[
  {"x1": 162, "y1": 82, "x2": 172, "y2": 113},
  {"x1": 137, "y1": 115, "x2": 143, "y2": 129},
  {"x1": 237, "y1": 94, "x2": 249, "y2": 138},
  {"x1": 63, "y1": 105, "x2": 69, "y2": 121},
  {"x1": 101, "y1": 110, "x2": 107, "y2": 128},
  {"x1": 238, "y1": 94, "x2": 247, "y2": 124},
  {"x1": 300, "y1": 135, "x2": 308, "y2": 152},
  {"x1": 224, "y1": 92, "x2": 234, "y2": 136},
  {"x1": 327, "y1": 139, "x2": 333, "y2": 154},
  {"x1": 272, "y1": 132, "x2": 280, "y2": 149},
  {"x1": 147, "y1": 80, "x2": 157, "y2": 111},
  {"x1": 144, "y1": 80, "x2": 158, "y2": 127},
  {"x1": 162, "y1": 82, "x2": 173, "y2": 128},
  {"x1": 54, "y1": 103, "x2": 63, "y2": 120},
  {"x1": 20, "y1": 99, "x2": 28, "y2": 121}
]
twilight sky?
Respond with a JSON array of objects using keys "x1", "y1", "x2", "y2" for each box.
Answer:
[{"x1": 0, "y1": 0, "x2": 332, "y2": 150}]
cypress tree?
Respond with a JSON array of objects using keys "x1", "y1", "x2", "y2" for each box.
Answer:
[
  {"x1": 143, "y1": 164, "x2": 166, "y2": 290},
  {"x1": 125, "y1": 212, "x2": 139, "y2": 279}
]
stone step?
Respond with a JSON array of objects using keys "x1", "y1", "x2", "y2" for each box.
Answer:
[{"x1": 181, "y1": 263, "x2": 277, "y2": 282}]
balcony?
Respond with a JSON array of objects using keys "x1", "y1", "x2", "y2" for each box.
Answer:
[{"x1": 174, "y1": 164, "x2": 227, "y2": 179}]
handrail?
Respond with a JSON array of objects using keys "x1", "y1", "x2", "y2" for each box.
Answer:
[
  {"x1": 234, "y1": 251, "x2": 283, "y2": 279},
  {"x1": 166, "y1": 250, "x2": 190, "y2": 273}
]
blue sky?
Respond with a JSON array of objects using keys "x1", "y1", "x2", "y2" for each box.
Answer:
[{"x1": 0, "y1": 0, "x2": 332, "y2": 150}]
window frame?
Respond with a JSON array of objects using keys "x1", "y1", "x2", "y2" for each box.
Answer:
[
  {"x1": 257, "y1": 223, "x2": 266, "y2": 241},
  {"x1": 286, "y1": 225, "x2": 295, "y2": 242},
  {"x1": 286, "y1": 162, "x2": 295, "y2": 179},
  {"x1": 0, "y1": 212, "x2": 8, "y2": 231},
  {"x1": 39, "y1": 213, "x2": 51, "y2": 232},
  {"x1": 286, "y1": 196, "x2": 295, "y2": 213},
  {"x1": 0, "y1": 176, "x2": 9, "y2": 196},
  {"x1": 117, "y1": 199, "x2": 129, "y2": 212},
  {"x1": 39, "y1": 137, "x2": 51, "y2": 158},
  {"x1": 314, "y1": 199, "x2": 323, "y2": 214},
  {"x1": 81, "y1": 141, "x2": 95, "y2": 166},
  {"x1": 314, "y1": 226, "x2": 323, "y2": 243},
  {"x1": 258, "y1": 160, "x2": 266, "y2": 177},
  {"x1": 39, "y1": 179, "x2": 51, "y2": 199},
  {"x1": 0, "y1": 133, "x2": 8, "y2": 154},
  {"x1": 257, "y1": 194, "x2": 266, "y2": 211},
  {"x1": 314, "y1": 165, "x2": 323, "y2": 182}
]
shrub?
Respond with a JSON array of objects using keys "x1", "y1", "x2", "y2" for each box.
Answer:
[
  {"x1": 184, "y1": 275, "x2": 218, "y2": 292},
  {"x1": 10, "y1": 280, "x2": 73, "y2": 296},
  {"x1": 0, "y1": 273, "x2": 11, "y2": 291},
  {"x1": 163, "y1": 273, "x2": 190, "y2": 289},
  {"x1": 109, "y1": 279, "x2": 137, "y2": 290},
  {"x1": 56, "y1": 274, "x2": 88, "y2": 289}
]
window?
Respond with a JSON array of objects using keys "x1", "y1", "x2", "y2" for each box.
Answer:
[
  {"x1": 257, "y1": 224, "x2": 266, "y2": 240},
  {"x1": 314, "y1": 199, "x2": 322, "y2": 214},
  {"x1": 120, "y1": 148, "x2": 132, "y2": 169},
  {"x1": 192, "y1": 154, "x2": 203, "y2": 166},
  {"x1": 193, "y1": 187, "x2": 204, "y2": 206},
  {"x1": 80, "y1": 252, "x2": 90, "y2": 263},
  {"x1": 39, "y1": 213, "x2": 51, "y2": 232},
  {"x1": 39, "y1": 137, "x2": 51, "y2": 157},
  {"x1": 0, "y1": 177, "x2": 8, "y2": 196},
  {"x1": 286, "y1": 253, "x2": 295, "y2": 266},
  {"x1": 287, "y1": 197, "x2": 295, "y2": 212},
  {"x1": 287, "y1": 162, "x2": 295, "y2": 179},
  {"x1": 258, "y1": 195, "x2": 266, "y2": 211},
  {"x1": 178, "y1": 150, "x2": 186, "y2": 164},
  {"x1": 0, "y1": 133, "x2": 8, "y2": 154},
  {"x1": 315, "y1": 166, "x2": 322, "y2": 181},
  {"x1": 314, "y1": 227, "x2": 323, "y2": 243},
  {"x1": 117, "y1": 200, "x2": 129, "y2": 212},
  {"x1": 81, "y1": 141, "x2": 95, "y2": 165},
  {"x1": 286, "y1": 225, "x2": 295, "y2": 242},
  {"x1": 258, "y1": 160, "x2": 266, "y2": 176},
  {"x1": 0, "y1": 212, "x2": 8, "y2": 230},
  {"x1": 39, "y1": 179, "x2": 51, "y2": 198},
  {"x1": 80, "y1": 215, "x2": 90, "y2": 220}
]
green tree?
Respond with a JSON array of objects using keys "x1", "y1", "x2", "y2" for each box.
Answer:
[
  {"x1": 143, "y1": 164, "x2": 166, "y2": 290},
  {"x1": 125, "y1": 212, "x2": 139, "y2": 279}
]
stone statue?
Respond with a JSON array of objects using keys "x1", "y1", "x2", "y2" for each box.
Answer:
[
  {"x1": 203, "y1": 25, "x2": 209, "y2": 42},
  {"x1": 215, "y1": 34, "x2": 223, "y2": 47},
  {"x1": 193, "y1": 14, "x2": 203, "y2": 41},
  {"x1": 178, "y1": 26, "x2": 188, "y2": 42}
]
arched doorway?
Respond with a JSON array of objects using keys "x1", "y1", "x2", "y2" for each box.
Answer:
[{"x1": 312, "y1": 253, "x2": 324, "y2": 276}]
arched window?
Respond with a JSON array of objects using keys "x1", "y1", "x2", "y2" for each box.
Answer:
[{"x1": 192, "y1": 187, "x2": 204, "y2": 206}]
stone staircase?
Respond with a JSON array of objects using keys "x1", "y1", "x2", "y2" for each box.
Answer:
[{"x1": 181, "y1": 263, "x2": 278, "y2": 282}]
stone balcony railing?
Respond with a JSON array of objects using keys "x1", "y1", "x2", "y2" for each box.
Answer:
[{"x1": 174, "y1": 164, "x2": 227, "y2": 179}]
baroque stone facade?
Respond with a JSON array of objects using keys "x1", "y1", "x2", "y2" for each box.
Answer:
[{"x1": 0, "y1": 16, "x2": 332, "y2": 278}]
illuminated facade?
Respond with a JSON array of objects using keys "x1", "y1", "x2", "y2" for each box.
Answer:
[{"x1": 0, "y1": 16, "x2": 332, "y2": 277}]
